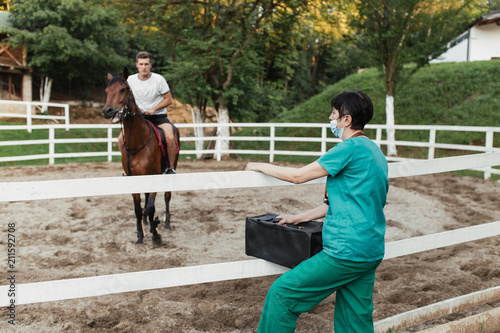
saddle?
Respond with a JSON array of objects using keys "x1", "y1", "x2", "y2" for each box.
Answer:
[{"x1": 144, "y1": 118, "x2": 179, "y2": 160}]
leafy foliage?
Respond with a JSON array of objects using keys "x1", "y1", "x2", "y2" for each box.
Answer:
[
  {"x1": 159, "y1": 0, "x2": 310, "y2": 121},
  {"x1": 7, "y1": 0, "x2": 129, "y2": 89},
  {"x1": 485, "y1": 0, "x2": 500, "y2": 10},
  {"x1": 0, "y1": 0, "x2": 9, "y2": 10},
  {"x1": 349, "y1": 0, "x2": 481, "y2": 96},
  {"x1": 118, "y1": 0, "x2": 359, "y2": 122}
]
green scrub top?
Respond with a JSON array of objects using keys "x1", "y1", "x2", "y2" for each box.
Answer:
[{"x1": 317, "y1": 137, "x2": 389, "y2": 262}]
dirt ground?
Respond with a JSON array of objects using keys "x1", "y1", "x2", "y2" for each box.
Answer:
[{"x1": 0, "y1": 159, "x2": 500, "y2": 333}]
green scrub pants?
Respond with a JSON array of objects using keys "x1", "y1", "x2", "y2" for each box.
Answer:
[{"x1": 257, "y1": 251, "x2": 382, "y2": 333}]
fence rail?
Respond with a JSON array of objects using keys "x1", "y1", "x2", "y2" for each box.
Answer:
[
  {"x1": 0, "y1": 100, "x2": 70, "y2": 132},
  {"x1": 0, "y1": 122, "x2": 500, "y2": 178},
  {"x1": 1, "y1": 153, "x2": 500, "y2": 332}
]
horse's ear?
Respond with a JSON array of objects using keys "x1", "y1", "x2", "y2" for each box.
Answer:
[
  {"x1": 107, "y1": 73, "x2": 113, "y2": 81},
  {"x1": 122, "y1": 67, "x2": 129, "y2": 80}
]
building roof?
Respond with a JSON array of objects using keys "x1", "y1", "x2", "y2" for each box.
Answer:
[{"x1": 467, "y1": 10, "x2": 500, "y2": 29}]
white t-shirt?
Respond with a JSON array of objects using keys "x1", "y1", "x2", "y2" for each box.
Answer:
[{"x1": 127, "y1": 73, "x2": 170, "y2": 115}]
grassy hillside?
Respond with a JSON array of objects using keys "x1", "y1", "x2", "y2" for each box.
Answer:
[
  {"x1": 234, "y1": 61, "x2": 500, "y2": 166},
  {"x1": 276, "y1": 61, "x2": 500, "y2": 126}
]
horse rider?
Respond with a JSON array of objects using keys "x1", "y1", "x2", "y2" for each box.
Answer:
[{"x1": 118, "y1": 51, "x2": 177, "y2": 174}]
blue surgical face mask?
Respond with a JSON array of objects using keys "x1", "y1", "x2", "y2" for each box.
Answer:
[{"x1": 330, "y1": 120, "x2": 344, "y2": 139}]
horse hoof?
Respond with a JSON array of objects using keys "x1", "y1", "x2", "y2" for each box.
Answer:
[
  {"x1": 164, "y1": 222, "x2": 172, "y2": 230},
  {"x1": 152, "y1": 217, "x2": 160, "y2": 229},
  {"x1": 152, "y1": 234, "x2": 162, "y2": 246},
  {"x1": 135, "y1": 239, "x2": 144, "y2": 245}
]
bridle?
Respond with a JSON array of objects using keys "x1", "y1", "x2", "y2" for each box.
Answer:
[{"x1": 114, "y1": 78, "x2": 152, "y2": 175}]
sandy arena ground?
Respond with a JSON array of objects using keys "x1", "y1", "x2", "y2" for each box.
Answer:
[{"x1": 0, "y1": 159, "x2": 500, "y2": 332}]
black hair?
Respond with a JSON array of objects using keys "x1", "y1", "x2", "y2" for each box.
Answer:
[{"x1": 330, "y1": 90, "x2": 373, "y2": 130}]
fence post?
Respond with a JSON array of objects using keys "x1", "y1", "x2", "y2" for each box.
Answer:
[
  {"x1": 376, "y1": 128, "x2": 382, "y2": 148},
  {"x1": 49, "y1": 127, "x2": 55, "y2": 165},
  {"x1": 484, "y1": 130, "x2": 494, "y2": 180},
  {"x1": 64, "y1": 105, "x2": 70, "y2": 131},
  {"x1": 321, "y1": 126, "x2": 327, "y2": 155},
  {"x1": 26, "y1": 102, "x2": 32, "y2": 133},
  {"x1": 191, "y1": 107, "x2": 204, "y2": 160},
  {"x1": 428, "y1": 128, "x2": 436, "y2": 160},
  {"x1": 216, "y1": 123, "x2": 222, "y2": 162},
  {"x1": 269, "y1": 125, "x2": 275, "y2": 163},
  {"x1": 107, "y1": 127, "x2": 113, "y2": 162}
]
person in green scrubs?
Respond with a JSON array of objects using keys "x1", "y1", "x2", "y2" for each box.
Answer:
[{"x1": 246, "y1": 90, "x2": 389, "y2": 333}]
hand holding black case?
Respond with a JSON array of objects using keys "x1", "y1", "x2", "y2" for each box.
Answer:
[{"x1": 245, "y1": 212, "x2": 323, "y2": 268}]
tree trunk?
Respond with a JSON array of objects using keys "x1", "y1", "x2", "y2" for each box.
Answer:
[
  {"x1": 215, "y1": 101, "x2": 230, "y2": 160},
  {"x1": 40, "y1": 76, "x2": 53, "y2": 113},
  {"x1": 385, "y1": 94, "x2": 397, "y2": 156},
  {"x1": 385, "y1": 63, "x2": 398, "y2": 157},
  {"x1": 190, "y1": 106, "x2": 205, "y2": 159}
]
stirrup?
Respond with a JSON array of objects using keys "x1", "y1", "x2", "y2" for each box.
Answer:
[{"x1": 164, "y1": 168, "x2": 176, "y2": 175}]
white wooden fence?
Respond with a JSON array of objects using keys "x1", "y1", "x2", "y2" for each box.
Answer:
[
  {"x1": 1, "y1": 153, "x2": 500, "y2": 332},
  {"x1": 1, "y1": 122, "x2": 499, "y2": 179},
  {"x1": 0, "y1": 100, "x2": 70, "y2": 132}
]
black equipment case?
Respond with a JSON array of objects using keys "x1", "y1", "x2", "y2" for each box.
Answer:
[{"x1": 245, "y1": 212, "x2": 323, "y2": 268}]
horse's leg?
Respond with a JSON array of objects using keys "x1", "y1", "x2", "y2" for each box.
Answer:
[
  {"x1": 163, "y1": 126, "x2": 178, "y2": 230},
  {"x1": 145, "y1": 192, "x2": 162, "y2": 245},
  {"x1": 133, "y1": 193, "x2": 145, "y2": 244},
  {"x1": 164, "y1": 191, "x2": 172, "y2": 230},
  {"x1": 142, "y1": 193, "x2": 149, "y2": 226}
]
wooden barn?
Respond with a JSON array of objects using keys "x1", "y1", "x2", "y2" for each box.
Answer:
[
  {"x1": 431, "y1": 10, "x2": 500, "y2": 63},
  {"x1": 0, "y1": 11, "x2": 32, "y2": 101}
]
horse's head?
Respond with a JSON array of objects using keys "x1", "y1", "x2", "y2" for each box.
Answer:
[{"x1": 102, "y1": 67, "x2": 131, "y2": 123}]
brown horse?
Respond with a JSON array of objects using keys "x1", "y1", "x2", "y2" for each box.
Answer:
[{"x1": 102, "y1": 67, "x2": 180, "y2": 245}]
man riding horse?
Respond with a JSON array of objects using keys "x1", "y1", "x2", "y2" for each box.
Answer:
[
  {"x1": 103, "y1": 58, "x2": 181, "y2": 244},
  {"x1": 117, "y1": 51, "x2": 177, "y2": 174}
]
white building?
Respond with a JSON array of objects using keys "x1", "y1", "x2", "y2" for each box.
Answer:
[{"x1": 431, "y1": 10, "x2": 500, "y2": 63}]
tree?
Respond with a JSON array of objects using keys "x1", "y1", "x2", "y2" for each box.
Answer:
[
  {"x1": 348, "y1": 0, "x2": 479, "y2": 156},
  {"x1": 0, "y1": 0, "x2": 10, "y2": 10},
  {"x1": 112, "y1": 1, "x2": 361, "y2": 133},
  {"x1": 283, "y1": 1, "x2": 356, "y2": 105},
  {"x1": 125, "y1": 0, "x2": 309, "y2": 158},
  {"x1": 486, "y1": 0, "x2": 500, "y2": 10},
  {"x1": 7, "y1": 0, "x2": 129, "y2": 108}
]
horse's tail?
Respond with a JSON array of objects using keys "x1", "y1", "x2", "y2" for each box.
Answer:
[{"x1": 173, "y1": 124, "x2": 180, "y2": 168}]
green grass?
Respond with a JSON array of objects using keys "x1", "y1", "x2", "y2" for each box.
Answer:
[
  {"x1": 0, "y1": 119, "x2": 120, "y2": 166},
  {"x1": 0, "y1": 119, "x2": 199, "y2": 166}
]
